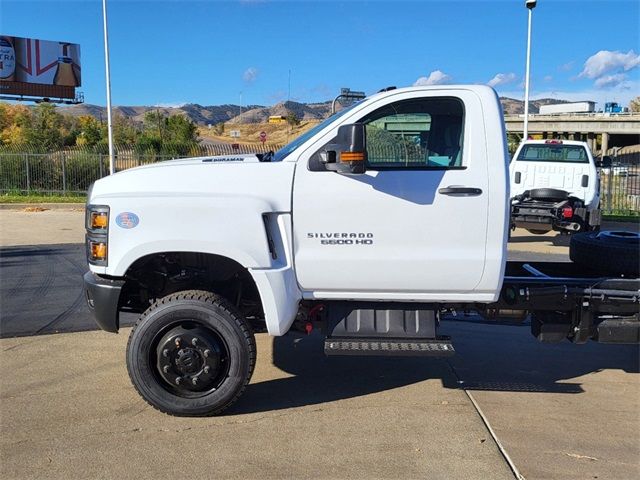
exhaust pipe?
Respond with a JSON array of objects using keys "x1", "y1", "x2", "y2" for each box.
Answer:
[{"x1": 560, "y1": 222, "x2": 581, "y2": 231}]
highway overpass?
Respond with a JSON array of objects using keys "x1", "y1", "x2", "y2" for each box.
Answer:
[{"x1": 504, "y1": 113, "x2": 640, "y2": 152}]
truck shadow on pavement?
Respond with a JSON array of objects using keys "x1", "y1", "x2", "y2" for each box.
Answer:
[
  {"x1": 229, "y1": 322, "x2": 639, "y2": 415},
  {"x1": 230, "y1": 331, "x2": 459, "y2": 414}
]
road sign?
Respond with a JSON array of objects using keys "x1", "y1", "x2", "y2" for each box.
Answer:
[{"x1": 259, "y1": 131, "x2": 267, "y2": 144}]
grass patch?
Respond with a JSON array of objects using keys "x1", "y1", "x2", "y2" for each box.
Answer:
[
  {"x1": 603, "y1": 214, "x2": 640, "y2": 223},
  {"x1": 0, "y1": 192, "x2": 86, "y2": 204}
]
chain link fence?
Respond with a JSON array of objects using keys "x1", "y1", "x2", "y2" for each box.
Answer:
[
  {"x1": 599, "y1": 150, "x2": 640, "y2": 215},
  {"x1": 1, "y1": 143, "x2": 638, "y2": 215},
  {"x1": 0, "y1": 142, "x2": 283, "y2": 195}
]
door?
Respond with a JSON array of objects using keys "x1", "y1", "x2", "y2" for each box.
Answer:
[{"x1": 292, "y1": 90, "x2": 489, "y2": 298}]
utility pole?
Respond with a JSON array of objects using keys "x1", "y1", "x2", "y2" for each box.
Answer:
[
  {"x1": 102, "y1": 0, "x2": 115, "y2": 174},
  {"x1": 523, "y1": 0, "x2": 537, "y2": 141}
]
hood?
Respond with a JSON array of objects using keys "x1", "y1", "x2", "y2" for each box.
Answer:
[{"x1": 89, "y1": 153, "x2": 295, "y2": 212}]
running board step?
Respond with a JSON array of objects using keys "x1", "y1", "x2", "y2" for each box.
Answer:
[{"x1": 324, "y1": 337, "x2": 455, "y2": 357}]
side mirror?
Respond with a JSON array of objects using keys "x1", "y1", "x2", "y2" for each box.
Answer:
[{"x1": 321, "y1": 123, "x2": 367, "y2": 174}]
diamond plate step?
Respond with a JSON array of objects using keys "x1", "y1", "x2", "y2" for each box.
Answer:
[{"x1": 324, "y1": 337, "x2": 455, "y2": 357}]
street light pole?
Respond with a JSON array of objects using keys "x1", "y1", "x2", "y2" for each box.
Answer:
[
  {"x1": 523, "y1": 0, "x2": 537, "y2": 141},
  {"x1": 102, "y1": 0, "x2": 115, "y2": 175}
]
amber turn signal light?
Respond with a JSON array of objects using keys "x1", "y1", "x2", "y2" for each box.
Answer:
[
  {"x1": 91, "y1": 211, "x2": 108, "y2": 229},
  {"x1": 90, "y1": 242, "x2": 107, "y2": 261},
  {"x1": 341, "y1": 152, "x2": 365, "y2": 162}
]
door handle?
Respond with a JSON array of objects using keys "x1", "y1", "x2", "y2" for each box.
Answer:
[{"x1": 438, "y1": 186, "x2": 483, "y2": 196}]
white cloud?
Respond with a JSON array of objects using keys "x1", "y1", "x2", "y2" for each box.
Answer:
[
  {"x1": 559, "y1": 61, "x2": 575, "y2": 72},
  {"x1": 543, "y1": 75, "x2": 553, "y2": 82},
  {"x1": 413, "y1": 70, "x2": 452, "y2": 86},
  {"x1": 243, "y1": 67, "x2": 259, "y2": 83},
  {"x1": 580, "y1": 50, "x2": 640, "y2": 79},
  {"x1": 487, "y1": 72, "x2": 517, "y2": 88},
  {"x1": 594, "y1": 73, "x2": 629, "y2": 89}
]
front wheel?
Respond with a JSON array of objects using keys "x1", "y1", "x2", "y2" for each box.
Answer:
[{"x1": 126, "y1": 290, "x2": 256, "y2": 416}]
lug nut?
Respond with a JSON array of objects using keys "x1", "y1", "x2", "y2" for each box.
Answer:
[
  {"x1": 162, "y1": 349, "x2": 169, "y2": 357},
  {"x1": 203, "y1": 349, "x2": 210, "y2": 358},
  {"x1": 175, "y1": 377, "x2": 182, "y2": 385},
  {"x1": 163, "y1": 365, "x2": 169, "y2": 373},
  {"x1": 191, "y1": 338, "x2": 198, "y2": 346},
  {"x1": 192, "y1": 377, "x2": 198, "y2": 385},
  {"x1": 175, "y1": 337, "x2": 182, "y2": 346},
  {"x1": 203, "y1": 366, "x2": 210, "y2": 374}
]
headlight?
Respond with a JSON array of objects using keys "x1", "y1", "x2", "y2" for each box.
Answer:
[{"x1": 86, "y1": 205, "x2": 109, "y2": 266}]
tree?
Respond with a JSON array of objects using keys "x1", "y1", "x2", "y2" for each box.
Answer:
[
  {"x1": 0, "y1": 104, "x2": 32, "y2": 146},
  {"x1": 629, "y1": 96, "x2": 640, "y2": 113},
  {"x1": 143, "y1": 110, "x2": 166, "y2": 141},
  {"x1": 76, "y1": 115, "x2": 102, "y2": 146},
  {"x1": 24, "y1": 103, "x2": 64, "y2": 150},
  {"x1": 286, "y1": 111, "x2": 301, "y2": 126},
  {"x1": 165, "y1": 114, "x2": 198, "y2": 143},
  {"x1": 112, "y1": 114, "x2": 139, "y2": 145}
]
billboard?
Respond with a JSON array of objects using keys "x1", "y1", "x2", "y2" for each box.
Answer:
[{"x1": 0, "y1": 35, "x2": 81, "y2": 100}]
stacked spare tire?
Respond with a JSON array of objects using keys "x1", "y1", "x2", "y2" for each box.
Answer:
[{"x1": 570, "y1": 231, "x2": 640, "y2": 277}]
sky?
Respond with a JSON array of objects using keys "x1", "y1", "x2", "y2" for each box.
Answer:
[{"x1": 1, "y1": 0, "x2": 639, "y2": 109}]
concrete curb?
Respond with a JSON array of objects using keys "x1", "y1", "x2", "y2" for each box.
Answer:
[{"x1": 0, "y1": 203, "x2": 85, "y2": 210}]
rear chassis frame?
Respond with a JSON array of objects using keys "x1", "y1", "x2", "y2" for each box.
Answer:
[
  {"x1": 311, "y1": 261, "x2": 639, "y2": 348},
  {"x1": 474, "y1": 261, "x2": 638, "y2": 344},
  {"x1": 511, "y1": 197, "x2": 601, "y2": 233}
]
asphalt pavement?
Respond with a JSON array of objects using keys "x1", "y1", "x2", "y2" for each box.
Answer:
[{"x1": 1, "y1": 208, "x2": 639, "y2": 479}]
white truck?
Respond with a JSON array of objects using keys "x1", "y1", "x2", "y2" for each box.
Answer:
[
  {"x1": 509, "y1": 139, "x2": 602, "y2": 234},
  {"x1": 83, "y1": 86, "x2": 640, "y2": 416}
]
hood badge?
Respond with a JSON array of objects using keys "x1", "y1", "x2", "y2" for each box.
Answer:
[{"x1": 202, "y1": 157, "x2": 245, "y2": 163}]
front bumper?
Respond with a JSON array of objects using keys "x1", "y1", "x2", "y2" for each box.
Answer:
[{"x1": 83, "y1": 271, "x2": 125, "y2": 333}]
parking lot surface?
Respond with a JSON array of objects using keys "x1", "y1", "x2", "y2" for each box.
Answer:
[{"x1": 1, "y1": 208, "x2": 639, "y2": 479}]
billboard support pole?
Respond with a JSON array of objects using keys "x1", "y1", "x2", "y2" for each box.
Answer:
[{"x1": 102, "y1": 0, "x2": 115, "y2": 175}]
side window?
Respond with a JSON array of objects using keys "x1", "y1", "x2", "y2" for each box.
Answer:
[{"x1": 361, "y1": 97, "x2": 464, "y2": 169}]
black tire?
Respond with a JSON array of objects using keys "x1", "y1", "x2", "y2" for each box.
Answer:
[
  {"x1": 570, "y1": 231, "x2": 640, "y2": 277},
  {"x1": 529, "y1": 188, "x2": 569, "y2": 201},
  {"x1": 126, "y1": 290, "x2": 256, "y2": 416},
  {"x1": 527, "y1": 228, "x2": 551, "y2": 235}
]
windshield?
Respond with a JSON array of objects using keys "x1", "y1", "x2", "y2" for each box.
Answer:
[
  {"x1": 272, "y1": 101, "x2": 363, "y2": 162},
  {"x1": 516, "y1": 144, "x2": 589, "y2": 164}
]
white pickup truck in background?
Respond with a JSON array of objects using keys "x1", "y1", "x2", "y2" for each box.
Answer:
[
  {"x1": 510, "y1": 140, "x2": 601, "y2": 234},
  {"x1": 83, "y1": 85, "x2": 640, "y2": 416}
]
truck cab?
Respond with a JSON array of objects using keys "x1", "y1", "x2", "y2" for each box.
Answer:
[{"x1": 509, "y1": 140, "x2": 601, "y2": 234}]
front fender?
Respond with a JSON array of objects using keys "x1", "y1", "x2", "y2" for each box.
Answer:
[
  {"x1": 250, "y1": 267, "x2": 301, "y2": 336},
  {"x1": 95, "y1": 195, "x2": 276, "y2": 276}
]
